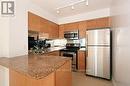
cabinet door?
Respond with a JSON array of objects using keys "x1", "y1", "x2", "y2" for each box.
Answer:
[
  {"x1": 96, "y1": 17, "x2": 111, "y2": 28},
  {"x1": 86, "y1": 19, "x2": 97, "y2": 29},
  {"x1": 28, "y1": 12, "x2": 40, "y2": 32},
  {"x1": 56, "y1": 61, "x2": 72, "y2": 86},
  {"x1": 40, "y1": 18, "x2": 49, "y2": 33},
  {"x1": 59, "y1": 25, "x2": 64, "y2": 38},
  {"x1": 86, "y1": 17, "x2": 111, "y2": 29},
  {"x1": 48, "y1": 22, "x2": 59, "y2": 39},
  {"x1": 78, "y1": 51, "x2": 86, "y2": 72},
  {"x1": 10, "y1": 69, "x2": 55, "y2": 86},
  {"x1": 28, "y1": 12, "x2": 59, "y2": 39},
  {"x1": 79, "y1": 21, "x2": 87, "y2": 38},
  {"x1": 64, "y1": 22, "x2": 79, "y2": 31},
  {"x1": 59, "y1": 22, "x2": 79, "y2": 38}
]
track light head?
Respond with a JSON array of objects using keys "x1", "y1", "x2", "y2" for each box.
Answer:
[
  {"x1": 86, "y1": 0, "x2": 89, "y2": 6},
  {"x1": 71, "y1": 5, "x2": 74, "y2": 10},
  {"x1": 56, "y1": 10, "x2": 60, "y2": 14}
]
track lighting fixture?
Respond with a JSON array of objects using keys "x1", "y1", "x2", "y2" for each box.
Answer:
[
  {"x1": 86, "y1": 0, "x2": 89, "y2": 6},
  {"x1": 56, "y1": 0, "x2": 88, "y2": 14}
]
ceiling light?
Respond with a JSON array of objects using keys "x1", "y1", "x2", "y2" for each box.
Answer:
[
  {"x1": 86, "y1": 0, "x2": 89, "y2": 6},
  {"x1": 56, "y1": 10, "x2": 60, "y2": 14},
  {"x1": 71, "y1": 5, "x2": 74, "y2": 10}
]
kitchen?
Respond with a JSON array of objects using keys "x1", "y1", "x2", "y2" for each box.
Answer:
[
  {"x1": 0, "y1": 0, "x2": 130, "y2": 86},
  {"x1": 28, "y1": 11, "x2": 111, "y2": 72}
]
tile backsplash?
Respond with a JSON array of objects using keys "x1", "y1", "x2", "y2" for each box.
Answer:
[{"x1": 46, "y1": 39, "x2": 67, "y2": 47}]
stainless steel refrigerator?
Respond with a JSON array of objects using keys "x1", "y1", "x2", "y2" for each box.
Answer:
[{"x1": 86, "y1": 28, "x2": 111, "y2": 79}]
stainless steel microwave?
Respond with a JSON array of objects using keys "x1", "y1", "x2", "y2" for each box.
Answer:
[{"x1": 64, "y1": 30, "x2": 79, "y2": 39}]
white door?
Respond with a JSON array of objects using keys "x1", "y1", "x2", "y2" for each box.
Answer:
[{"x1": 0, "y1": 65, "x2": 9, "y2": 86}]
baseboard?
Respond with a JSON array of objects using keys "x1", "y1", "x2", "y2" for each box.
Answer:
[{"x1": 112, "y1": 78, "x2": 117, "y2": 86}]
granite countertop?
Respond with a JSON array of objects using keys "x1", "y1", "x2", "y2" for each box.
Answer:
[{"x1": 0, "y1": 55, "x2": 70, "y2": 79}]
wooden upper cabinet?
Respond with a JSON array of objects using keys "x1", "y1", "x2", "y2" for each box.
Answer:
[
  {"x1": 86, "y1": 19, "x2": 97, "y2": 29},
  {"x1": 59, "y1": 17, "x2": 111, "y2": 39},
  {"x1": 48, "y1": 22, "x2": 59, "y2": 39},
  {"x1": 63, "y1": 22, "x2": 79, "y2": 31},
  {"x1": 59, "y1": 25, "x2": 64, "y2": 38},
  {"x1": 40, "y1": 18, "x2": 59, "y2": 39},
  {"x1": 95, "y1": 17, "x2": 111, "y2": 28},
  {"x1": 78, "y1": 21, "x2": 87, "y2": 38},
  {"x1": 28, "y1": 12, "x2": 40, "y2": 32},
  {"x1": 86, "y1": 17, "x2": 111, "y2": 29},
  {"x1": 28, "y1": 12, "x2": 59, "y2": 39},
  {"x1": 40, "y1": 17, "x2": 49, "y2": 33},
  {"x1": 59, "y1": 22, "x2": 79, "y2": 38}
]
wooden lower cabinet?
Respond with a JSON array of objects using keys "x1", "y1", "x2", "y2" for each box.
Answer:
[
  {"x1": 55, "y1": 61, "x2": 72, "y2": 86},
  {"x1": 9, "y1": 60, "x2": 72, "y2": 86},
  {"x1": 10, "y1": 70, "x2": 55, "y2": 86},
  {"x1": 78, "y1": 51, "x2": 86, "y2": 72}
]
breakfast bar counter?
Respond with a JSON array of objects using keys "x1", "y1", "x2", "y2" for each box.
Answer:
[{"x1": 0, "y1": 55, "x2": 72, "y2": 86}]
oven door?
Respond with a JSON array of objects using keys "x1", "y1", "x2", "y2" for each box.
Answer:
[
  {"x1": 61, "y1": 51, "x2": 77, "y2": 71},
  {"x1": 63, "y1": 52, "x2": 76, "y2": 65}
]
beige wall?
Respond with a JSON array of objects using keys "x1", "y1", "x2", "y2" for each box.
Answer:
[
  {"x1": 110, "y1": 0, "x2": 130, "y2": 86},
  {"x1": 8, "y1": 0, "x2": 29, "y2": 57},
  {"x1": 0, "y1": 17, "x2": 10, "y2": 57},
  {"x1": 0, "y1": 0, "x2": 29, "y2": 57}
]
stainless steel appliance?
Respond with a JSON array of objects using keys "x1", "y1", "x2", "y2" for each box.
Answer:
[
  {"x1": 60, "y1": 43, "x2": 80, "y2": 71},
  {"x1": 64, "y1": 30, "x2": 79, "y2": 39},
  {"x1": 86, "y1": 28, "x2": 112, "y2": 79},
  {"x1": 62, "y1": 52, "x2": 77, "y2": 71}
]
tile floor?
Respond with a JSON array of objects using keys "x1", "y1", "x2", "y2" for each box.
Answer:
[{"x1": 72, "y1": 72, "x2": 113, "y2": 86}]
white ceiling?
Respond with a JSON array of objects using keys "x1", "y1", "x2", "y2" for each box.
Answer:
[{"x1": 31, "y1": 0, "x2": 111, "y2": 18}]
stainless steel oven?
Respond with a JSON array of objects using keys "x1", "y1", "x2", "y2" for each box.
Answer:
[
  {"x1": 60, "y1": 43, "x2": 80, "y2": 71},
  {"x1": 60, "y1": 51, "x2": 77, "y2": 71},
  {"x1": 64, "y1": 30, "x2": 79, "y2": 40}
]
